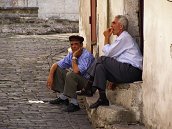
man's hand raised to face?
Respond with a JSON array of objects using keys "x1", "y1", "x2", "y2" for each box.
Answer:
[
  {"x1": 73, "y1": 48, "x2": 83, "y2": 58},
  {"x1": 103, "y1": 28, "x2": 113, "y2": 45},
  {"x1": 103, "y1": 27, "x2": 113, "y2": 38}
]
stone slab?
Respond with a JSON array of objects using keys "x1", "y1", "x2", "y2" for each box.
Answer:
[
  {"x1": 85, "y1": 92, "x2": 138, "y2": 129},
  {"x1": 106, "y1": 81, "x2": 143, "y2": 122}
]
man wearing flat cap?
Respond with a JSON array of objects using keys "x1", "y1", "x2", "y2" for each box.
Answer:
[{"x1": 47, "y1": 35, "x2": 94, "y2": 112}]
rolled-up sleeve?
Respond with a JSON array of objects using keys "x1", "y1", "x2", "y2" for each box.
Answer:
[
  {"x1": 78, "y1": 57, "x2": 94, "y2": 75},
  {"x1": 57, "y1": 53, "x2": 71, "y2": 69}
]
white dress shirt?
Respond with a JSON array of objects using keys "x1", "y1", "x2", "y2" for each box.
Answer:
[{"x1": 102, "y1": 31, "x2": 143, "y2": 70}]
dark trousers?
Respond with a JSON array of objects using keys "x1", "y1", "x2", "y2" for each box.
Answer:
[{"x1": 87, "y1": 56, "x2": 142, "y2": 90}]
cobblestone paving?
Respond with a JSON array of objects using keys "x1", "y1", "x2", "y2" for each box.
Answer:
[{"x1": 0, "y1": 34, "x2": 93, "y2": 129}]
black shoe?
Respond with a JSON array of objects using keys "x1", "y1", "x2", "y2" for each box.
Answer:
[
  {"x1": 89, "y1": 98, "x2": 109, "y2": 109},
  {"x1": 63, "y1": 103, "x2": 80, "y2": 112},
  {"x1": 76, "y1": 88, "x2": 93, "y2": 97},
  {"x1": 49, "y1": 97, "x2": 69, "y2": 105}
]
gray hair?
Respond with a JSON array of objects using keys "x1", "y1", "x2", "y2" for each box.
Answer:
[{"x1": 115, "y1": 15, "x2": 128, "y2": 31}]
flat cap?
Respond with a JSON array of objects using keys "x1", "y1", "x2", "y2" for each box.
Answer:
[{"x1": 69, "y1": 35, "x2": 84, "y2": 43}]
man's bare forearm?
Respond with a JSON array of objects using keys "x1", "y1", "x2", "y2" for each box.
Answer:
[
  {"x1": 49, "y1": 63, "x2": 58, "y2": 77},
  {"x1": 47, "y1": 63, "x2": 58, "y2": 89}
]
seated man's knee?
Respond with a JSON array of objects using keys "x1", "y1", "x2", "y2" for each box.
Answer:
[
  {"x1": 97, "y1": 56, "x2": 106, "y2": 63},
  {"x1": 54, "y1": 67, "x2": 65, "y2": 77},
  {"x1": 96, "y1": 63, "x2": 104, "y2": 70},
  {"x1": 66, "y1": 71, "x2": 77, "y2": 80}
]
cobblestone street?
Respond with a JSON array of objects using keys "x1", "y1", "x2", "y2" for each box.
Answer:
[{"x1": 0, "y1": 34, "x2": 93, "y2": 129}]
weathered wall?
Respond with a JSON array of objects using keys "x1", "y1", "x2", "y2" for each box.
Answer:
[
  {"x1": 0, "y1": 0, "x2": 37, "y2": 7},
  {"x1": 79, "y1": 0, "x2": 91, "y2": 50},
  {"x1": 0, "y1": 0, "x2": 79, "y2": 21},
  {"x1": 143, "y1": 0, "x2": 172, "y2": 128},
  {"x1": 38, "y1": 0, "x2": 79, "y2": 21},
  {"x1": 96, "y1": 0, "x2": 108, "y2": 56}
]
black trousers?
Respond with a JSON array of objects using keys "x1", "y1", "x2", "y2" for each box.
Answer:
[{"x1": 87, "y1": 56, "x2": 142, "y2": 90}]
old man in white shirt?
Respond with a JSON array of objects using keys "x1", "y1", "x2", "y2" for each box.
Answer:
[{"x1": 77, "y1": 15, "x2": 143, "y2": 109}]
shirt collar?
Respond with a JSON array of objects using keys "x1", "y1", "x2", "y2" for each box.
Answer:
[{"x1": 115, "y1": 31, "x2": 127, "y2": 41}]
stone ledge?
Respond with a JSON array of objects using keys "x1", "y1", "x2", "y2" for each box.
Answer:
[
  {"x1": 106, "y1": 124, "x2": 146, "y2": 129},
  {"x1": 0, "y1": 7, "x2": 38, "y2": 18},
  {"x1": 85, "y1": 82, "x2": 144, "y2": 129},
  {"x1": 85, "y1": 92, "x2": 138, "y2": 128},
  {"x1": 106, "y1": 81, "x2": 143, "y2": 122},
  {"x1": 0, "y1": 7, "x2": 39, "y2": 10},
  {"x1": 96, "y1": 105, "x2": 136, "y2": 125}
]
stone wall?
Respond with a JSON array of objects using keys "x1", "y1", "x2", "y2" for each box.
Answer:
[
  {"x1": 0, "y1": 7, "x2": 38, "y2": 18},
  {"x1": 0, "y1": 0, "x2": 79, "y2": 21},
  {"x1": 0, "y1": 18, "x2": 79, "y2": 35},
  {"x1": 0, "y1": 0, "x2": 37, "y2": 7},
  {"x1": 38, "y1": 0, "x2": 79, "y2": 21}
]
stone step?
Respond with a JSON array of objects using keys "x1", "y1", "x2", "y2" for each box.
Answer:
[
  {"x1": 105, "y1": 124, "x2": 146, "y2": 129},
  {"x1": 106, "y1": 81, "x2": 143, "y2": 122},
  {"x1": 0, "y1": 7, "x2": 38, "y2": 18},
  {"x1": 85, "y1": 91, "x2": 142, "y2": 129}
]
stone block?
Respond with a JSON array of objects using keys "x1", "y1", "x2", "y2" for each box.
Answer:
[
  {"x1": 96, "y1": 105, "x2": 136, "y2": 125},
  {"x1": 106, "y1": 81, "x2": 143, "y2": 122},
  {"x1": 0, "y1": 7, "x2": 38, "y2": 18},
  {"x1": 85, "y1": 91, "x2": 137, "y2": 129},
  {"x1": 106, "y1": 124, "x2": 146, "y2": 129}
]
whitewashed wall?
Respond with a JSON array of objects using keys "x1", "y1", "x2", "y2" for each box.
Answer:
[
  {"x1": 0, "y1": 0, "x2": 79, "y2": 21},
  {"x1": 143, "y1": 0, "x2": 172, "y2": 128},
  {"x1": 79, "y1": 0, "x2": 91, "y2": 50},
  {"x1": 38, "y1": 0, "x2": 79, "y2": 21},
  {"x1": 0, "y1": 0, "x2": 38, "y2": 7}
]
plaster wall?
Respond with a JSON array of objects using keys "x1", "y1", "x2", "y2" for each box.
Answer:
[
  {"x1": 0, "y1": 0, "x2": 19, "y2": 7},
  {"x1": 143, "y1": 0, "x2": 172, "y2": 128},
  {"x1": 96, "y1": 0, "x2": 108, "y2": 56},
  {"x1": 38, "y1": 0, "x2": 79, "y2": 21},
  {"x1": 97, "y1": 0, "x2": 124, "y2": 56},
  {"x1": 79, "y1": 0, "x2": 91, "y2": 50},
  {"x1": 0, "y1": 0, "x2": 79, "y2": 21},
  {"x1": 0, "y1": 0, "x2": 38, "y2": 7}
]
